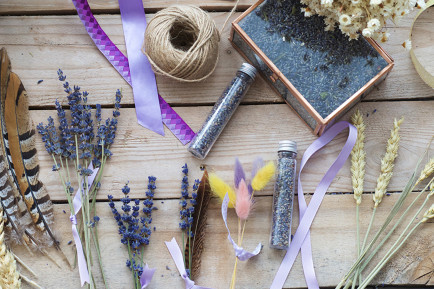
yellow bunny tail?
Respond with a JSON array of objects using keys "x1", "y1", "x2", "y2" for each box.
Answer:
[
  {"x1": 209, "y1": 173, "x2": 236, "y2": 208},
  {"x1": 251, "y1": 161, "x2": 276, "y2": 191}
]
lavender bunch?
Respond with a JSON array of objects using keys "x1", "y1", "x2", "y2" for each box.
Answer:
[
  {"x1": 108, "y1": 177, "x2": 157, "y2": 289},
  {"x1": 37, "y1": 70, "x2": 122, "y2": 289},
  {"x1": 178, "y1": 164, "x2": 200, "y2": 277}
]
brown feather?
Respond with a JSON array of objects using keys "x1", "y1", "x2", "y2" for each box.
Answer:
[
  {"x1": 184, "y1": 169, "x2": 212, "y2": 280},
  {"x1": 0, "y1": 48, "x2": 58, "y2": 250},
  {"x1": 0, "y1": 142, "x2": 39, "y2": 252}
]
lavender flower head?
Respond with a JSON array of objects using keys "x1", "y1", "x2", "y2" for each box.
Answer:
[
  {"x1": 108, "y1": 177, "x2": 157, "y2": 280},
  {"x1": 37, "y1": 70, "x2": 122, "y2": 171},
  {"x1": 179, "y1": 164, "x2": 200, "y2": 237}
]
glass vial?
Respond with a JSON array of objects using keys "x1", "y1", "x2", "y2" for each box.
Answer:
[
  {"x1": 187, "y1": 63, "x2": 257, "y2": 159},
  {"x1": 270, "y1": 140, "x2": 297, "y2": 250}
]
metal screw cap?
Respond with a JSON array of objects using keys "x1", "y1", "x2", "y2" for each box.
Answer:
[
  {"x1": 239, "y1": 63, "x2": 257, "y2": 79},
  {"x1": 278, "y1": 140, "x2": 297, "y2": 153}
]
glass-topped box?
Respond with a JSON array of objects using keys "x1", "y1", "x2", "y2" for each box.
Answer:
[{"x1": 230, "y1": 0, "x2": 394, "y2": 135}]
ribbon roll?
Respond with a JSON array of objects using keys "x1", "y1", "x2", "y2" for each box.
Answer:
[
  {"x1": 222, "y1": 193, "x2": 262, "y2": 261},
  {"x1": 70, "y1": 166, "x2": 99, "y2": 286},
  {"x1": 409, "y1": 0, "x2": 434, "y2": 88},
  {"x1": 271, "y1": 121, "x2": 357, "y2": 289},
  {"x1": 71, "y1": 0, "x2": 196, "y2": 145},
  {"x1": 165, "y1": 238, "x2": 213, "y2": 289}
]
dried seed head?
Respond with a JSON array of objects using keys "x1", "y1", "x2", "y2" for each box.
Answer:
[
  {"x1": 351, "y1": 110, "x2": 366, "y2": 205},
  {"x1": 0, "y1": 207, "x2": 21, "y2": 288},
  {"x1": 374, "y1": 118, "x2": 404, "y2": 207},
  {"x1": 421, "y1": 203, "x2": 434, "y2": 223},
  {"x1": 416, "y1": 158, "x2": 434, "y2": 185}
]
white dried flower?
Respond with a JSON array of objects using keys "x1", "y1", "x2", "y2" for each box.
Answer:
[
  {"x1": 380, "y1": 32, "x2": 390, "y2": 42},
  {"x1": 300, "y1": 0, "x2": 422, "y2": 42},
  {"x1": 362, "y1": 28, "x2": 374, "y2": 38},
  {"x1": 301, "y1": 7, "x2": 313, "y2": 17},
  {"x1": 417, "y1": 0, "x2": 427, "y2": 8},
  {"x1": 321, "y1": 0, "x2": 334, "y2": 7},
  {"x1": 370, "y1": 0, "x2": 383, "y2": 5},
  {"x1": 339, "y1": 14, "x2": 352, "y2": 26},
  {"x1": 367, "y1": 18, "x2": 381, "y2": 31},
  {"x1": 352, "y1": 8, "x2": 364, "y2": 18},
  {"x1": 402, "y1": 39, "x2": 412, "y2": 50}
]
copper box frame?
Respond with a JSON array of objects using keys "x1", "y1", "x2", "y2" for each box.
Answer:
[{"x1": 229, "y1": 0, "x2": 394, "y2": 135}]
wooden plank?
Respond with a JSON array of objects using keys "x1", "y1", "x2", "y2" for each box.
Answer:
[
  {"x1": 0, "y1": 0, "x2": 254, "y2": 15},
  {"x1": 31, "y1": 101, "x2": 434, "y2": 201},
  {"x1": 13, "y1": 193, "x2": 433, "y2": 288},
  {"x1": 0, "y1": 14, "x2": 432, "y2": 107},
  {"x1": 0, "y1": 0, "x2": 425, "y2": 29}
]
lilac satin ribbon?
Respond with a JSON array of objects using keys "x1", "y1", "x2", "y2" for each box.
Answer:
[
  {"x1": 222, "y1": 194, "x2": 262, "y2": 261},
  {"x1": 70, "y1": 167, "x2": 99, "y2": 286},
  {"x1": 140, "y1": 264, "x2": 156, "y2": 288},
  {"x1": 165, "y1": 238, "x2": 213, "y2": 289},
  {"x1": 118, "y1": 0, "x2": 164, "y2": 136},
  {"x1": 71, "y1": 0, "x2": 196, "y2": 145},
  {"x1": 270, "y1": 121, "x2": 357, "y2": 289}
]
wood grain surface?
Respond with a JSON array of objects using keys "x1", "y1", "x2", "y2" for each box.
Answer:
[{"x1": 0, "y1": 2, "x2": 433, "y2": 289}]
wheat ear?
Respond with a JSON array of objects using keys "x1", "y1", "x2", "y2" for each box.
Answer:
[
  {"x1": 350, "y1": 110, "x2": 366, "y2": 289},
  {"x1": 416, "y1": 157, "x2": 434, "y2": 186},
  {"x1": 0, "y1": 210, "x2": 21, "y2": 288},
  {"x1": 351, "y1": 110, "x2": 366, "y2": 205},
  {"x1": 373, "y1": 117, "x2": 404, "y2": 207}
]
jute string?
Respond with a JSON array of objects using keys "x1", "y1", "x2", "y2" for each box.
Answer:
[{"x1": 144, "y1": 5, "x2": 221, "y2": 82}]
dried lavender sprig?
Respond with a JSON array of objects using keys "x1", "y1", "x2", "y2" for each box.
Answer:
[
  {"x1": 108, "y1": 178, "x2": 157, "y2": 289},
  {"x1": 37, "y1": 69, "x2": 122, "y2": 289},
  {"x1": 178, "y1": 164, "x2": 200, "y2": 277}
]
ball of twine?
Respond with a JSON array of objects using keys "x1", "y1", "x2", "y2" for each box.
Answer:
[{"x1": 144, "y1": 5, "x2": 220, "y2": 82}]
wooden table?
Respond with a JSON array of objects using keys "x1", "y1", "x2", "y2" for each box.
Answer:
[{"x1": 1, "y1": 1, "x2": 433, "y2": 288}]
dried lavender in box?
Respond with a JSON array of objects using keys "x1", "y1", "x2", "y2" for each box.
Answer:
[{"x1": 230, "y1": 0, "x2": 394, "y2": 135}]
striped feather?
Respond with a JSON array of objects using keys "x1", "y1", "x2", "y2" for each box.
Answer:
[
  {"x1": 0, "y1": 154, "x2": 37, "y2": 251},
  {"x1": 0, "y1": 48, "x2": 58, "y2": 250}
]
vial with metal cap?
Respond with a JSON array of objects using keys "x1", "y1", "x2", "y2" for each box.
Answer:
[
  {"x1": 270, "y1": 140, "x2": 297, "y2": 249},
  {"x1": 188, "y1": 63, "x2": 257, "y2": 159}
]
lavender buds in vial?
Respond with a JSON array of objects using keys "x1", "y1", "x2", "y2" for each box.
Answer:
[
  {"x1": 270, "y1": 140, "x2": 297, "y2": 250},
  {"x1": 187, "y1": 63, "x2": 257, "y2": 159}
]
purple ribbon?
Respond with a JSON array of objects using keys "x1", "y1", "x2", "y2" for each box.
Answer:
[
  {"x1": 140, "y1": 264, "x2": 156, "y2": 288},
  {"x1": 222, "y1": 194, "x2": 262, "y2": 261},
  {"x1": 270, "y1": 121, "x2": 357, "y2": 289},
  {"x1": 71, "y1": 0, "x2": 196, "y2": 145},
  {"x1": 70, "y1": 166, "x2": 99, "y2": 286},
  {"x1": 118, "y1": 0, "x2": 164, "y2": 136},
  {"x1": 165, "y1": 238, "x2": 213, "y2": 289}
]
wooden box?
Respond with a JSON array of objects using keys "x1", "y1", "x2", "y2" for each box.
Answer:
[{"x1": 229, "y1": 0, "x2": 394, "y2": 135}]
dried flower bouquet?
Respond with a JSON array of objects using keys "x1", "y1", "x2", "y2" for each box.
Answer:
[
  {"x1": 299, "y1": 0, "x2": 427, "y2": 41},
  {"x1": 37, "y1": 70, "x2": 122, "y2": 289}
]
